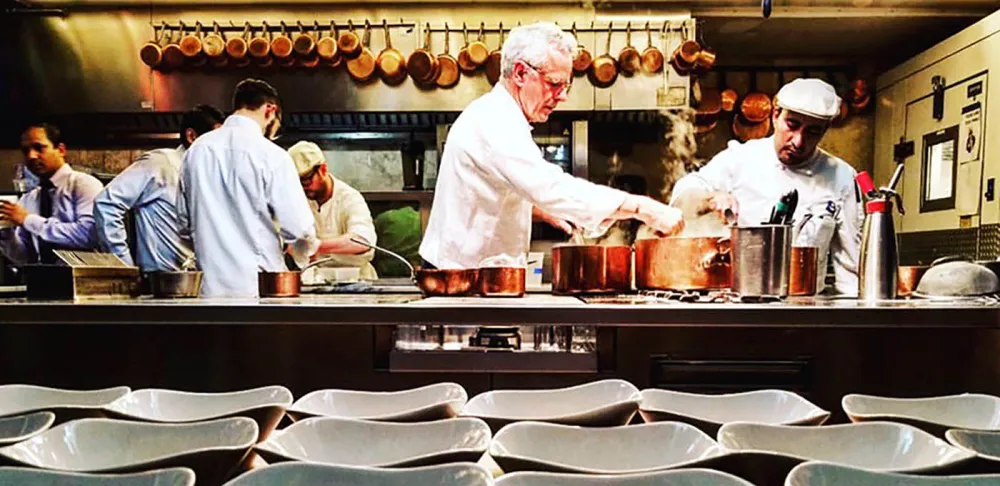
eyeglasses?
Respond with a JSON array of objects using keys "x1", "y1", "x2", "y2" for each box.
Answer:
[
  {"x1": 522, "y1": 61, "x2": 573, "y2": 95},
  {"x1": 299, "y1": 165, "x2": 321, "y2": 185}
]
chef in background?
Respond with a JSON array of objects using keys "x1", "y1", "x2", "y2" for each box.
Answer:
[
  {"x1": 94, "y1": 105, "x2": 224, "y2": 273},
  {"x1": 287, "y1": 141, "x2": 378, "y2": 280},
  {"x1": 1, "y1": 123, "x2": 103, "y2": 264},
  {"x1": 420, "y1": 22, "x2": 684, "y2": 269},
  {"x1": 670, "y1": 78, "x2": 862, "y2": 295},
  {"x1": 179, "y1": 79, "x2": 340, "y2": 297}
]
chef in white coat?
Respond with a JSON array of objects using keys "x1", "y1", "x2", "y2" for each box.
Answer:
[
  {"x1": 179, "y1": 79, "x2": 337, "y2": 297},
  {"x1": 287, "y1": 141, "x2": 378, "y2": 280},
  {"x1": 420, "y1": 22, "x2": 684, "y2": 269},
  {"x1": 671, "y1": 78, "x2": 863, "y2": 295}
]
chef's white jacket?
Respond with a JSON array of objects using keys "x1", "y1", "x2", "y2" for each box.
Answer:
[
  {"x1": 671, "y1": 136, "x2": 863, "y2": 295},
  {"x1": 179, "y1": 115, "x2": 319, "y2": 298},
  {"x1": 420, "y1": 84, "x2": 626, "y2": 269},
  {"x1": 308, "y1": 177, "x2": 378, "y2": 280}
]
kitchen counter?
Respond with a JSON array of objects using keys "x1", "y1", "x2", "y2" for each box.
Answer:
[{"x1": 0, "y1": 293, "x2": 997, "y2": 328}]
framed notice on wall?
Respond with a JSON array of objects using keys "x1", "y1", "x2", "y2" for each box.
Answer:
[{"x1": 920, "y1": 126, "x2": 959, "y2": 213}]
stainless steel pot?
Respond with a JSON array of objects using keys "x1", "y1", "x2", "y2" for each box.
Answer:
[
  {"x1": 731, "y1": 224, "x2": 792, "y2": 298},
  {"x1": 149, "y1": 271, "x2": 203, "y2": 298}
]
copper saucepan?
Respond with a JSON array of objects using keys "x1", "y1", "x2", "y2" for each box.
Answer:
[
  {"x1": 552, "y1": 244, "x2": 632, "y2": 295},
  {"x1": 478, "y1": 267, "x2": 526, "y2": 298},
  {"x1": 139, "y1": 23, "x2": 167, "y2": 68},
  {"x1": 350, "y1": 238, "x2": 477, "y2": 296},
  {"x1": 635, "y1": 236, "x2": 732, "y2": 291},
  {"x1": 258, "y1": 256, "x2": 337, "y2": 298}
]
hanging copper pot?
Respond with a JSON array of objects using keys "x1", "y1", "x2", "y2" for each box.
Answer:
[
  {"x1": 571, "y1": 22, "x2": 592, "y2": 77},
  {"x1": 670, "y1": 30, "x2": 700, "y2": 76},
  {"x1": 248, "y1": 22, "x2": 271, "y2": 59},
  {"x1": 469, "y1": 22, "x2": 490, "y2": 67},
  {"x1": 226, "y1": 22, "x2": 251, "y2": 64},
  {"x1": 640, "y1": 22, "x2": 663, "y2": 75},
  {"x1": 408, "y1": 22, "x2": 439, "y2": 86},
  {"x1": 323, "y1": 21, "x2": 344, "y2": 68},
  {"x1": 741, "y1": 90, "x2": 773, "y2": 124},
  {"x1": 203, "y1": 21, "x2": 226, "y2": 58},
  {"x1": 732, "y1": 113, "x2": 772, "y2": 142},
  {"x1": 457, "y1": 22, "x2": 478, "y2": 73},
  {"x1": 635, "y1": 236, "x2": 732, "y2": 291},
  {"x1": 720, "y1": 88, "x2": 739, "y2": 112},
  {"x1": 297, "y1": 22, "x2": 321, "y2": 69},
  {"x1": 436, "y1": 23, "x2": 460, "y2": 89},
  {"x1": 160, "y1": 26, "x2": 185, "y2": 71},
  {"x1": 692, "y1": 46, "x2": 716, "y2": 76},
  {"x1": 179, "y1": 21, "x2": 203, "y2": 58},
  {"x1": 618, "y1": 22, "x2": 641, "y2": 77},
  {"x1": 695, "y1": 88, "x2": 722, "y2": 134},
  {"x1": 589, "y1": 23, "x2": 618, "y2": 89},
  {"x1": 377, "y1": 19, "x2": 407, "y2": 85},
  {"x1": 293, "y1": 21, "x2": 316, "y2": 58},
  {"x1": 316, "y1": 20, "x2": 338, "y2": 61},
  {"x1": 346, "y1": 20, "x2": 376, "y2": 82},
  {"x1": 139, "y1": 23, "x2": 166, "y2": 68},
  {"x1": 271, "y1": 21, "x2": 294, "y2": 66},
  {"x1": 485, "y1": 22, "x2": 504, "y2": 86},
  {"x1": 339, "y1": 20, "x2": 362, "y2": 59}
]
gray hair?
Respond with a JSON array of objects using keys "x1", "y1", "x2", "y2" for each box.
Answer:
[{"x1": 501, "y1": 22, "x2": 576, "y2": 79}]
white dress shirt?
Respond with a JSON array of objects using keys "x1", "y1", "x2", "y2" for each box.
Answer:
[
  {"x1": 179, "y1": 115, "x2": 319, "y2": 298},
  {"x1": 309, "y1": 177, "x2": 378, "y2": 279},
  {"x1": 94, "y1": 146, "x2": 194, "y2": 272},
  {"x1": 671, "y1": 136, "x2": 863, "y2": 295},
  {"x1": 1, "y1": 164, "x2": 102, "y2": 263},
  {"x1": 420, "y1": 84, "x2": 627, "y2": 269}
]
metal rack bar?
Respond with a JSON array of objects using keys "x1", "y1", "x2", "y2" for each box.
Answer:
[
  {"x1": 154, "y1": 20, "x2": 416, "y2": 33},
  {"x1": 422, "y1": 20, "x2": 693, "y2": 34}
]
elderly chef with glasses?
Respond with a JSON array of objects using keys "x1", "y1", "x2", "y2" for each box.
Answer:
[
  {"x1": 671, "y1": 78, "x2": 863, "y2": 295},
  {"x1": 420, "y1": 22, "x2": 684, "y2": 269}
]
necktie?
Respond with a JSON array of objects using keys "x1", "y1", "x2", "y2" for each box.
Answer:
[{"x1": 37, "y1": 179, "x2": 56, "y2": 264}]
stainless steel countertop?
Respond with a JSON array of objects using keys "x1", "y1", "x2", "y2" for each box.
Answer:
[{"x1": 0, "y1": 293, "x2": 998, "y2": 328}]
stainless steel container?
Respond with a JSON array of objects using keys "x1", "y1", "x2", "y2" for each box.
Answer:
[
  {"x1": 858, "y1": 203, "x2": 898, "y2": 301},
  {"x1": 731, "y1": 224, "x2": 792, "y2": 298}
]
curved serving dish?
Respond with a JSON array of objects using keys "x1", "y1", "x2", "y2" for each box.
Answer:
[
  {"x1": 489, "y1": 421, "x2": 724, "y2": 475},
  {"x1": 254, "y1": 416, "x2": 491, "y2": 468},
  {"x1": 462, "y1": 379, "x2": 641, "y2": 431},
  {"x1": 843, "y1": 393, "x2": 1000, "y2": 438},
  {"x1": 639, "y1": 389, "x2": 829, "y2": 435},
  {"x1": 0, "y1": 385, "x2": 130, "y2": 423},
  {"x1": 786, "y1": 461, "x2": 1000, "y2": 486},
  {"x1": 0, "y1": 412, "x2": 55, "y2": 446},
  {"x1": 287, "y1": 383, "x2": 467, "y2": 422},
  {"x1": 495, "y1": 468, "x2": 754, "y2": 486},
  {"x1": 222, "y1": 461, "x2": 493, "y2": 486},
  {"x1": 0, "y1": 466, "x2": 196, "y2": 486}
]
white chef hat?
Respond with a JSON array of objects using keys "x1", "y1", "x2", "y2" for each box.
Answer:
[
  {"x1": 288, "y1": 141, "x2": 326, "y2": 177},
  {"x1": 775, "y1": 78, "x2": 841, "y2": 120}
]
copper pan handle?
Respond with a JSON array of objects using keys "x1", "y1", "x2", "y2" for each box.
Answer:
[{"x1": 350, "y1": 237, "x2": 416, "y2": 278}]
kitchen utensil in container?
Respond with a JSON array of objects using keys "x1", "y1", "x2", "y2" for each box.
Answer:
[
  {"x1": 857, "y1": 166, "x2": 903, "y2": 301},
  {"x1": 635, "y1": 236, "x2": 731, "y2": 291},
  {"x1": 731, "y1": 224, "x2": 792, "y2": 298},
  {"x1": 571, "y1": 23, "x2": 592, "y2": 76},
  {"x1": 617, "y1": 22, "x2": 640, "y2": 76},
  {"x1": 553, "y1": 244, "x2": 631, "y2": 295},
  {"x1": 376, "y1": 19, "x2": 407, "y2": 85},
  {"x1": 789, "y1": 246, "x2": 819, "y2": 296}
]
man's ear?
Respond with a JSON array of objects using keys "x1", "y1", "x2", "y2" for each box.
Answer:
[{"x1": 56, "y1": 143, "x2": 67, "y2": 156}]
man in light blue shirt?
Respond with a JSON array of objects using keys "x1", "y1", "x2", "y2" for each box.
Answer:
[
  {"x1": 94, "y1": 105, "x2": 225, "y2": 273},
  {"x1": 0, "y1": 123, "x2": 103, "y2": 264},
  {"x1": 179, "y1": 79, "x2": 332, "y2": 298}
]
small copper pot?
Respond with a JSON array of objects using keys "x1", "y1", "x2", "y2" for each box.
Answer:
[
  {"x1": 635, "y1": 236, "x2": 731, "y2": 291},
  {"x1": 553, "y1": 245, "x2": 632, "y2": 295},
  {"x1": 259, "y1": 271, "x2": 302, "y2": 298},
  {"x1": 416, "y1": 268, "x2": 479, "y2": 296},
  {"x1": 478, "y1": 267, "x2": 525, "y2": 298},
  {"x1": 898, "y1": 265, "x2": 930, "y2": 297},
  {"x1": 789, "y1": 246, "x2": 819, "y2": 296}
]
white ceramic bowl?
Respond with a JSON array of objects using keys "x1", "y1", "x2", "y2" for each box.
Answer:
[
  {"x1": 0, "y1": 385, "x2": 130, "y2": 422},
  {"x1": 254, "y1": 416, "x2": 491, "y2": 467},
  {"x1": 103, "y1": 386, "x2": 292, "y2": 441},
  {"x1": 945, "y1": 428, "x2": 1000, "y2": 472},
  {"x1": 0, "y1": 466, "x2": 196, "y2": 486},
  {"x1": 844, "y1": 394, "x2": 1000, "y2": 438},
  {"x1": 786, "y1": 461, "x2": 1000, "y2": 486},
  {"x1": 716, "y1": 422, "x2": 974, "y2": 486},
  {"x1": 489, "y1": 421, "x2": 724, "y2": 475},
  {"x1": 462, "y1": 379, "x2": 641, "y2": 431},
  {"x1": 496, "y1": 469, "x2": 754, "y2": 486},
  {"x1": 0, "y1": 412, "x2": 54, "y2": 446},
  {"x1": 640, "y1": 389, "x2": 829, "y2": 435},
  {"x1": 287, "y1": 383, "x2": 467, "y2": 422},
  {"x1": 0, "y1": 417, "x2": 257, "y2": 485},
  {"x1": 222, "y1": 461, "x2": 493, "y2": 486}
]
